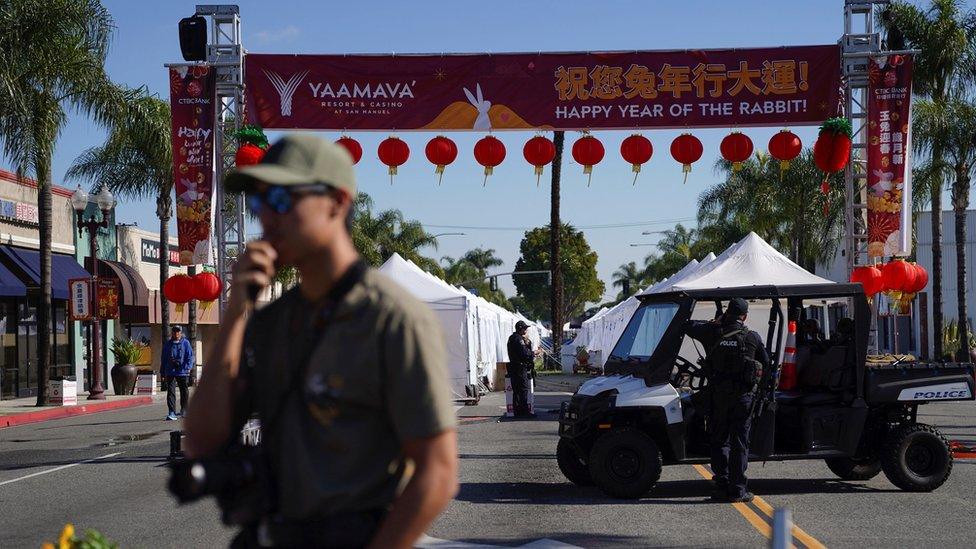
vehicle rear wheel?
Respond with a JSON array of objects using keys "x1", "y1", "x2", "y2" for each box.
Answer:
[
  {"x1": 556, "y1": 438, "x2": 593, "y2": 486},
  {"x1": 588, "y1": 428, "x2": 662, "y2": 499},
  {"x1": 880, "y1": 423, "x2": 952, "y2": 492},
  {"x1": 825, "y1": 456, "x2": 882, "y2": 481}
]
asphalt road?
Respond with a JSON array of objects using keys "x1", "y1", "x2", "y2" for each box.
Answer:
[{"x1": 1, "y1": 386, "x2": 974, "y2": 548}]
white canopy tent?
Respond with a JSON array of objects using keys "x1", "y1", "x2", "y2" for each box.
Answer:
[{"x1": 378, "y1": 254, "x2": 544, "y2": 398}]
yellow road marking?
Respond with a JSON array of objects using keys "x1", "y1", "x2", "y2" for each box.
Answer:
[{"x1": 691, "y1": 463, "x2": 828, "y2": 549}]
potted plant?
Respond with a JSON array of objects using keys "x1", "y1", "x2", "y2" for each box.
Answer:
[{"x1": 109, "y1": 338, "x2": 142, "y2": 395}]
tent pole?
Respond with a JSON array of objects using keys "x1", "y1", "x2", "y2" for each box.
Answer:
[{"x1": 550, "y1": 131, "x2": 564, "y2": 369}]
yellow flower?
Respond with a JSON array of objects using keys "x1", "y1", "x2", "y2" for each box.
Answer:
[
  {"x1": 58, "y1": 523, "x2": 74, "y2": 549},
  {"x1": 41, "y1": 543, "x2": 55, "y2": 549}
]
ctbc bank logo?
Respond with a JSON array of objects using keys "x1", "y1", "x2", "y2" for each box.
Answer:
[{"x1": 264, "y1": 70, "x2": 309, "y2": 117}]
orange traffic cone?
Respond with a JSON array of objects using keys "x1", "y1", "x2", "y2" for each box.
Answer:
[{"x1": 779, "y1": 321, "x2": 799, "y2": 391}]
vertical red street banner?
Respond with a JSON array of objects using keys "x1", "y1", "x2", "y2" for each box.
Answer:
[
  {"x1": 68, "y1": 278, "x2": 92, "y2": 321},
  {"x1": 867, "y1": 55, "x2": 914, "y2": 258},
  {"x1": 95, "y1": 278, "x2": 120, "y2": 319},
  {"x1": 169, "y1": 65, "x2": 217, "y2": 266}
]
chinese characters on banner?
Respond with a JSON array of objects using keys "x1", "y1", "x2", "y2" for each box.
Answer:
[
  {"x1": 95, "y1": 278, "x2": 120, "y2": 320},
  {"x1": 68, "y1": 279, "x2": 92, "y2": 321},
  {"x1": 867, "y1": 55, "x2": 914, "y2": 258},
  {"x1": 169, "y1": 65, "x2": 216, "y2": 266},
  {"x1": 244, "y1": 45, "x2": 840, "y2": 131}
]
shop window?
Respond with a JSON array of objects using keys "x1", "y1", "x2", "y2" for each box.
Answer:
[
  {"x1": 51, "y1": 302, "x2": 71, "y2": 379},
  {"x1": 0, "y1": 301, "x2": 16, "y2": 398},
  {"x1": 128, "y1": 325, "x2": 153, "y2": 367}
]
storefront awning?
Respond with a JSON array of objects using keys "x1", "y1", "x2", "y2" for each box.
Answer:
[
  {"x1": 0, "y1": 246, "x2": 90, "y2": 299},
  {"x1": 85, "y1": 257, "x2": 150, "y2": 323},
  {"x1": 0, "y1": 260, "x2": 26, "y2": 296}
]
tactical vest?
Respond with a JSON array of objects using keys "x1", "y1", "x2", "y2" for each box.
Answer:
[{"x1": 710, "y1": 328, "x2": 761, "y2": 387}]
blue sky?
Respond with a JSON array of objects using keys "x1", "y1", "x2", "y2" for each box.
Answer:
[{"x1": 41, "y1": 0, "x2": 943, "y2": 304}]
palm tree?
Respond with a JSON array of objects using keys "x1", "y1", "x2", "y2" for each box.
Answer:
[
  {"x1": 66, "y1": 89, "x2": 174, "y2": 341},
  {"x1": 698, "y1": 151, "x2": 845, "y2": 272},
  {"x1": 882, "y1": 0, "x2": 976, "y2": 359},
  {"x1": 441, "y1": 256, "x2": 481, "y2": 286},
  {"x1": 0, "y1": 0, "x2": 120, "y2": 405},
  {"x1": 611, "y1": 261, "x2": 644, "y2": 300},
  {"x1": 461, "y1": 248, "x2": 503, "y2": 272}
]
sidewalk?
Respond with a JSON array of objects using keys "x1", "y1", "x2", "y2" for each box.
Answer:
[{"x1": 0, "y1": 393, "x2": 156, "y2": 428}]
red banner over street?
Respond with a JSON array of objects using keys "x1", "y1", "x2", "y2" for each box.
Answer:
[
  {"x1": 244, "y1": 45, "x2": 841, "y2": 131},
  {"x1": 169, "y1": 65, "x2": 216, "y2": 266},
  {"x1": 867, "y1": 54, "x2": 914, "y2": 258}
]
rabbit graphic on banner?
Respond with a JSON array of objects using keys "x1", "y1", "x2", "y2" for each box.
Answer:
[{"x1": 463, "y1": 84, "x2": 491, "y2": 131}]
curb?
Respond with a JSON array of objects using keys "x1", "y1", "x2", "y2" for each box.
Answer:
[{"x1": 0, "y1": 396, "x2": 154, "y2": 429}]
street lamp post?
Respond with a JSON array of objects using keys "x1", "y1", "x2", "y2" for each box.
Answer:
[
  {"x1": 70, "y1": 184, "x2": 115, "y2": 400},
  {"x1": 431, "y1": 232, "x2": 466, "y2": 239}
]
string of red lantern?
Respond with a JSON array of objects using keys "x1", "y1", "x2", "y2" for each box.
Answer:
[
  {"x1": 720, "y1": 132, "x2": 753, "y2": 172},
  {"x1": 850, "y1": 265, "x2": 884, "y2": 297},
  {"x1": 670, "y1": 134, "x2": 703, "y2": 184},
  {"x1": 378, "y1": 136, "x2": 410, "y2": 184},
  {"x1": 336, "y1": 136, "x2": 363, "y2": 165},
  {"x1": 474, "y1": 136, "x2": 506, "y2": 186},
  {"x1": 425, "y1": 136, "x2": 458, "y2": 184},
  {"x1": 620, "y1": 134, "x2": 653, "y2": 185},
  {"x1": 572, "y1": 134, "x2": 605, "y2": 186},
  {"x1": 768, "y1": 130, "x2": 802, "y2": 179},
  {"x1": 523, "y1": 135, "x2": 556, "y2": 187}
]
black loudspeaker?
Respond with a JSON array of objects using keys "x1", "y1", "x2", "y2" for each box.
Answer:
[{"x1": 178, "y1": 15, "x2": 208, "y2": 62}]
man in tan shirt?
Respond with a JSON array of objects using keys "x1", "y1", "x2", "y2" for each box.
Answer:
[{"x1": 184, "y1": 134, "x2": 458, "y2": 548}]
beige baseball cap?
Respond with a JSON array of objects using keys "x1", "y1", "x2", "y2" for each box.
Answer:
[{"x1": 224, "y1": 134, "x2": 357, "y2": 196}]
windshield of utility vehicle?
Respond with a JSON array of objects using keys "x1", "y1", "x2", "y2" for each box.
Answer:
[{"x1": 609, "y1": 302, "x2": 680, "y2": 361}]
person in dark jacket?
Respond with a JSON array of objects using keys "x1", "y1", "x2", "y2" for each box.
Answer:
[
  {"x1": 161, "y1": 325, "x2": 194, "y2": 420},
  {"x1": 684, "y1": 298, "x2": 771, "y2": 503},
  {"x1": 506, "y1": 321, "x2": 537, "y2": 417}
]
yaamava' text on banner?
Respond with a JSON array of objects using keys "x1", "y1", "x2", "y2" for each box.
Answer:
[
  {"x1": 244, "y1": 45, "x2": 841, "y2": 131},
  {"x1": 169, "y1": 65, "x2": 216, "y2": 266}
]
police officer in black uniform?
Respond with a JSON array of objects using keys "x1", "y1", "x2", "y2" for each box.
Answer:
[
  {"x1": 507, "y1": 321, "x2": 536, "y2": 417},
  {"x1": 685, "y1": 298, "x2": 771, "y2": 502}
]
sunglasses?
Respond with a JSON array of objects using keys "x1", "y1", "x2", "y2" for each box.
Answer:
[{"x1": 245, "y1": 184, "x2": 334, "y2": 216}]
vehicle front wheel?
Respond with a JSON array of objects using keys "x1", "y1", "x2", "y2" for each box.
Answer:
[
  {"x1": 588, "y1": 428, "x2": 662, "y2": 499},
  {"x1": 556, "y1": 438, "x2": 593, "y2": 486},
  {"x1": 825, "y1": 456, "x2": 882, "y2": 481},
  {"x1": 880, "y1": 423, "x2": 953, "y2": 492}
]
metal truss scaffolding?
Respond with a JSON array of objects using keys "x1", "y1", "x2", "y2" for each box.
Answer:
[{"x1": 197, "y1": 4, "x2": 245, "y2": 318}]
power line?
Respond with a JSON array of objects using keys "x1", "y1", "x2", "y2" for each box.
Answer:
[{"x1": 421, "y1": 217, "x2": 696, "y2": 232}]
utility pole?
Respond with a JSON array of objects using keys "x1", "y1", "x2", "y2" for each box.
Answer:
[{"x1": 550, "y1": 131, "x2": 564, "y2": 366}]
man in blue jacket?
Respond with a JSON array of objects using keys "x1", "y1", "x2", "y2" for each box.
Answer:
[{"x1": 161, "y1": 325, "x2": 194, "y2": 420}]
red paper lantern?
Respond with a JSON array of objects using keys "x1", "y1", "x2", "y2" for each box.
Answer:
[
  {"x1": 768, "y1": 130, "x2": 802, "y2": 174},
  {"x1": 620, "y1": 134, "x2": 653, "y2": 185},
  {"x1": 522, "y1": 136, "x2": 556, "y2": 186},
  {"x1": 336, "y1": 136, "x2": 363, "y2": 164},
  {"x1": 882, "y1": 259, "x2": 917, "y2": 293},
  {"x1": 474, "y1": 135, "x2": 506, "y2": 186},
  {"x1": 377, "y1": 136, "x2": 409, "y2": 183},
  {"x1": 719, "y1": 132, "x2": 754, "y2": 172},
  {"x1": 850, "y1": 265, "x2": 884, "y2": 297},
  {"x1": 425, "y1": 136, "x2": 458, "y2": 184},
  {"x1": 670, "y1": 134, "x2": 703, "y2": 183},
  {"x1": 909, "y1": 264, "x2": 929, "y2": 293},
  {"x1": 813, "y1": 118, "x2": 852, "y2": 176},
  {"x1": 192, "y1": 272, "x2": 222, "y2": 302},
  {"x1": 235, "y1": 143, "x2": 265, "y2": 167},
  {"x1": 572, "y1": 135, "x2": 605, "y2": 186},
  {"x1": 163, "y1": 274, "x2": 195, "y2": 304}
]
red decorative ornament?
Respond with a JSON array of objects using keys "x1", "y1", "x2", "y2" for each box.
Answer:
[
  {"x1": 425, "y1": 136, "x2": 458, "y2": 184},
  {"x1": 336, "y1": 136, "x2": 363, "y2": 165},
  {"x1": 909, "y1": 264, "x2": 929, "y2": 293},
  {"x1": 850, "y1": 265, "x2": 884, "y2": 297},
  {"x1": 768, "y1": 130, "x2": 802, "y2": 176},
  {"x1": 377, "y1": 137, "x2": 410, "y2": 184},
  {"x1": 813, "y1": 118, "x2": 852, "y2": 215},
  {"x1": 235, "y1": 143, "x2": 265, "y2": 167},
  {"x1": 620, "y1": 134, "x2": 653, "y2": 185},
  {"x1": 473, "y1": 135, "x2": 506, "y2": 186},
  {"x1": 163, "y1": 274, "x2": 195, "y2": 304},
  {"x1": 882, "y1": 259, "x2": 917, "y2": 294},
  {"x1": 572, "y1": 134, "x2": 605, "y2": 186},
  {"x1": 670, "y1": 134, "x2": 703, "y2": 184},
  {"x1": 522, "y1": 136, "x2": 556, "y2": 186},
  {"x1": 719, "y1": 132, "x2": 753, "y2": 172},
  {"x1": 191, "y1": 272, "x2": 222, "y2": 302}
]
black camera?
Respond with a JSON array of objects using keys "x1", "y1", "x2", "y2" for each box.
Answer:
[{"x1": 168, "y1": 444, "x2": 275, "y2": 526}]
